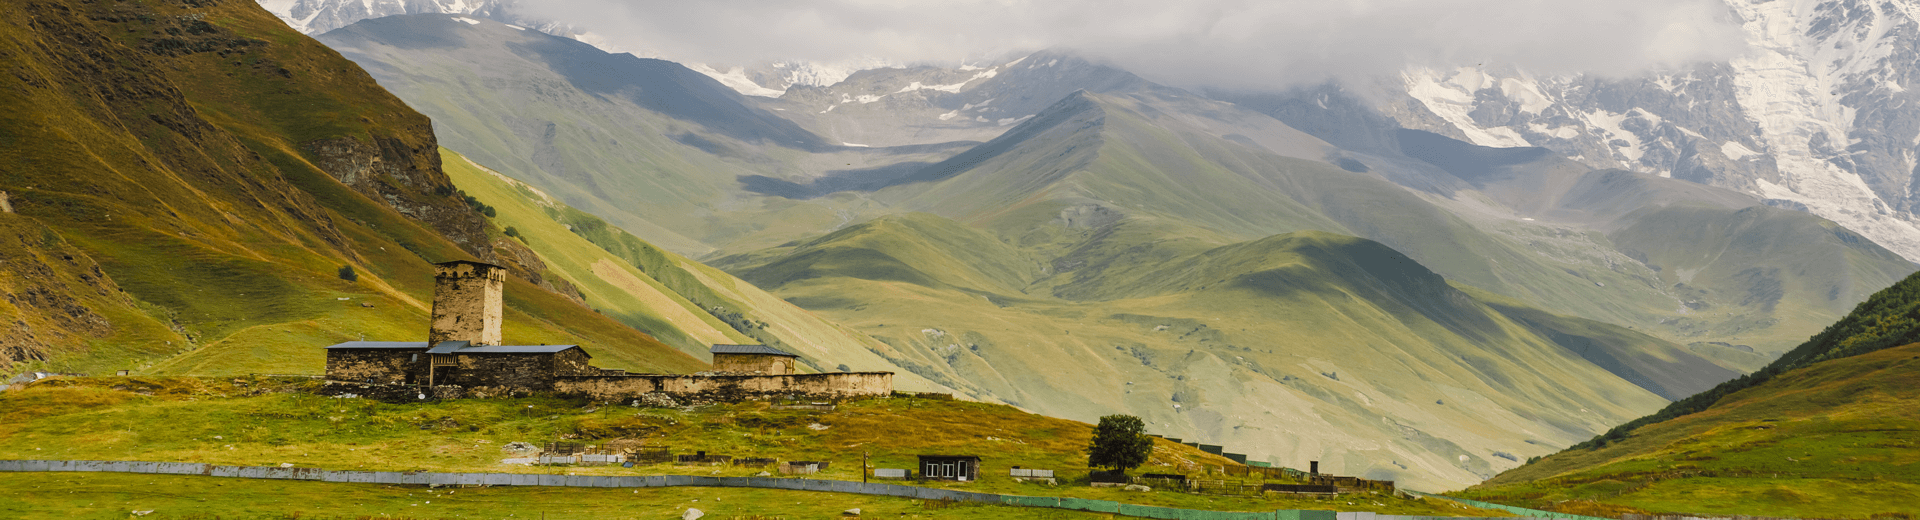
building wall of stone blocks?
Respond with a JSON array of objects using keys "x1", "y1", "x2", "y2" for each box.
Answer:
[
  {"x1": 554, "y1": 372, "x2": 893, "y2": 401},
  {"x1": 325, "y1": 349, "x2": 426, "y2": 384},
  {"x1": 429, "y1": 262, "x2": 504, "y2": 346},
  {"x1": 711, "y1": 353, "x2": 795, "y2": 375},
  {"x1": 552, "y1": 348, "x2": 597, "y2": 376},
  {"x1": 442, "y1": 352, "x2": 558, "y2": 389}
]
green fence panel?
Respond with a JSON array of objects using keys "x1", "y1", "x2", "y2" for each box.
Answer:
[
  {"x1": 1000, "y1": 495, "x2": 1059, "y2": 508},
  {"x1": 1275, "y1": 510, "x2": 1337, "y2": 520},
  {"x1": 1058, "y1": 497, "x2": 1120, "y2": 513},
  {"x1": 1117, "y1": 504, "x2": 1184, "y2": 519}
]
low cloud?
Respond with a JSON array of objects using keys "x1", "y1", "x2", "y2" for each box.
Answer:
[{"x1": 520, "y1": 0, "x2": 1747, "y2": 89}]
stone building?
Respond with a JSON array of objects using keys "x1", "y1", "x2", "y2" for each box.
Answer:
[
  {"x1": 323, "y1": 260, "x2": 894, "y2": 400},
  {"x1": 323, "y1": 261, "x2": 603, "y2": 390},
  {"x1": 710, "y1": 344, "x2": 798, "y2": 374}
]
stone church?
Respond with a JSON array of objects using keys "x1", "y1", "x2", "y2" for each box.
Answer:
[
  {"x1": 324, "y1": 261, "x2": 603, "y2": 389},
  {"x1": 323, "y1": 260, "x2": 895, "y2": 400}
]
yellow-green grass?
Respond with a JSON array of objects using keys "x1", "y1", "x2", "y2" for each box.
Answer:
[
  {"x1": 0, "y1": 378, "x2": 1492, "y2": 516},
  {"x1": 1456, "y1": 343, "x2": 1920, "y2": 518},
  {"x1": 0, "y1": 472, "x2": 1108, "y2": 519}
]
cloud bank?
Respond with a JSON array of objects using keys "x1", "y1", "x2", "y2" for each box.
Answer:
[{"x1": 520, "y1": 0, "x2": 1748, "y2": 89}]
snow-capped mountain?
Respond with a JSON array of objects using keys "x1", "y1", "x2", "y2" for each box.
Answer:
[
  {"x1": 258, "y1": 0, "x2": 626, "y2": 55},
  {"x1": 1379, "y1": 0, "x2": 1920, "y2": 260},
  {"x1": 255, "y1": 0, "x2": 884, "y2": 97},
  {"x1": 258, "y1": 0, "x2": 502, "y2": 35}
]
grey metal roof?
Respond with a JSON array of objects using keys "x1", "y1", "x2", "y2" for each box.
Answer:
[
  {"x1": 430, "y1": 343, "x2": 583, "y2": 355},
  {"x1": 434, "y1": 259, "x2": 505, "y2": 269},
  {"x1": 424, "y1": 340, "x2": 472, "y2": 354},
  {"x1": 324, "y1": 341, "x2": 429, "y2": 350},
  {"x1": 709, "y1": 344, "x2": 798, "y2": 357}
]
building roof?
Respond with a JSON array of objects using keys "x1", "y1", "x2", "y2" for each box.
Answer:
[
  {"x1": 709, "y1": 344, "x2": 798, "y2": 357},
  {"x1": 434, "y1": 259, "x2": 505, "y2": 269},
  {"x1": 426, "y1": 341, "x2": 583, "y2": 355},
  {"x1": 324, "y1": 341, "x2": 430, "y2": 350},
  {"x1": 325, "y1": 340, "x2": 582, "y2": 356},
  {"x1": 457, "y1": 345, "x2": 583, "y2": 354},
  {"x1": 424, "y1": 340, "x2": 471, "y2": 354}
]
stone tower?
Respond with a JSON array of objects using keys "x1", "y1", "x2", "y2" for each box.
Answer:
[{"x1": 429, "y1": 260, "x2": 505, "y2": 346}]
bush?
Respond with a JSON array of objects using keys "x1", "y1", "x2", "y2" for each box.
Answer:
[
  {"x1": 337, "y1": 265, "x2": 357, "y2": 282},
  {"x1": 504, "y1": 226, "x2": 521, "y2": 239}
]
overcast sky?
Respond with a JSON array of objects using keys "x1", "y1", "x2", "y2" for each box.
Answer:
[{"x1": 521, "y1": 0, "x2": 1748, "y2": 89}]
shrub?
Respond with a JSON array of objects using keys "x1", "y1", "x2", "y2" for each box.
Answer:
[{"x1": 337, "y1": 265, "x2": 357, "y2": 282}]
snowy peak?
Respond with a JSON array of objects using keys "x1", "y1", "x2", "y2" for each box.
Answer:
[
  {"x1": 1381, "y1": 0, "x2": 1920, "y2": 261},
  {"x1": 263, "y1": 0, "x2": 504, "y2": 35}
]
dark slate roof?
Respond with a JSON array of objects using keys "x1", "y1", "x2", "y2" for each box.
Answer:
[
  {"x1": 709, "y1": 344, "x2": 798, "y2": 357},
  {"x1": 324, "y1": 341, "x2": 430, "y2": 350}
]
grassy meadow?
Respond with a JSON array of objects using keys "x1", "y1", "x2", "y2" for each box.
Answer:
[
  {"x1": 1455, "y1": 343, "x2": 1920, "y2": 518},
  {"x1": 0, "y1": 377, "x2": 1495, "y2": 517}
]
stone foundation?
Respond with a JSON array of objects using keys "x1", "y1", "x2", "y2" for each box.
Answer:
[{"x1": 554, "y1": 372, "x2": 893, "y2": 403}]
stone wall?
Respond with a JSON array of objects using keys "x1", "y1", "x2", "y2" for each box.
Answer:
[
  {"x1": 712, "y1": 353, "x2": 795, "y2": 375},
  {"x1": 555, "y1": 372, "x2": 893, "y2": 403},
  {"x1": 553, "y1": 349, "x2": 597, "y2": 376},
  {"x1": 429, "y1": 261, "x2": 503, "y2": 345},
  {"x1": 326, "y1": 349, "x2": 425, "y2": 385}
]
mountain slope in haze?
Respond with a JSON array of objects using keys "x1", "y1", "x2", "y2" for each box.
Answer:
[
  {"x1": 1458, "y1": 272, "x2": 1920, "y2": 517},
  {"x1": 0, "y1": 0, "x2": 700, "y2": 377},
  {"x1": 1374, "y1": 130, "x2": 1919, "y2": 363},
  {"x1": 884, "y1": 89, "x2": 1914, "y2": 364},
  {"x1": 439, "y1": 149, "x2": 947, "y2": 391},
  {"x1": 715, "y1": 211, "x2": 1702, "y2": 490},
  {"x1": 315, "y1": 14, "x2": 971, "y2": 255}
]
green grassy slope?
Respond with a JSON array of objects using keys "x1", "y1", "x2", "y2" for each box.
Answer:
[
  {"x1": 714, "y1": 212, "x2": 1699, "y2": 491},
  {"x1": 0, "y1": 0, "x2": 700, "y2": 377},
  {"x1": 441, "y1": 150, "x2": 947, "y2": 389},
  {"x1": 1458, "y1": 271, "x2": 1920, "y2": 517},
  {"x1": 0, "y1": 378, "x2": 1502, "y2": 517}
]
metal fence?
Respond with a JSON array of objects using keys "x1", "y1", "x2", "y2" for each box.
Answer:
[{"x1": 0, "y1": 459, "x2": 1572, "y2": 520}]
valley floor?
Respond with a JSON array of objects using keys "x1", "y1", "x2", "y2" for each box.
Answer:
[{"x1": 0, "y1": 377, "x2": 1494, "y2": 518}]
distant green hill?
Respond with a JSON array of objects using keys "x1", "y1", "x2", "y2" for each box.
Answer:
[
  {"x1": 0, "y1": 0, "x2": 701, "y2": 376},
  {"x1": 714, "y1": 211, "x2": 1711, "y2": 490},
  {"x1": 1458, "y1": 271, "x2": 1920, "y2": 517}
]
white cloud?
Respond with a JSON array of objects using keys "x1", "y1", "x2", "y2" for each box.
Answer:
[{"x1": 518, "y1": 0, "x2": 1747, "y2": 90}]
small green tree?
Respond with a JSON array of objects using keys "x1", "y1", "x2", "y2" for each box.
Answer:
[
  {"x1": 337, "y1": 265, "x2": 357, "y2": 282},
  {"x1": 1087, "y1": 414, "x2": 1152, "y2": 475}
]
